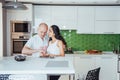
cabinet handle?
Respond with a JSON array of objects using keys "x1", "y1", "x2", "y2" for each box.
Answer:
[
  {"x1": 80, "y1": 56, "x2": 93, "y2": 59},
  {"x1": 101, "y1": 57, "x2": 112, "y2": 59},
  {"x1": 103, "y1": 32, "x2": 114, "y2": 34},
  {"x1": 77, "y1": 32, "x2": 93, "y2": 34}
]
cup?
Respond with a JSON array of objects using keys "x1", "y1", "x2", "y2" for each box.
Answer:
[{"x1": 40, "y1": 46, "x2": 48, "y2": 56}]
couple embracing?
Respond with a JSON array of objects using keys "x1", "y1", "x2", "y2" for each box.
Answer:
[{"x1": 22, "y1": 23, "x2": 67, "y2": 80}]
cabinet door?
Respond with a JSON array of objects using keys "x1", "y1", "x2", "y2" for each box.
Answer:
[
  {"x1": 95, "y1": 56, "x2": 117, "y2": 80},
  {"x1": 0, "y1": 3, "x2": 3, "y2": 57},
  {"x1": 74, "y1": 56, "x2": 95, "y2": 79},
  {"x1": 34, "y1": 6, "x2": 52, "y2": 27},
  {"x1": 51, "y1": 6, "x2": 77, "y2": 30},
  {"x1": 95, "y1": 21, "x2": 120, "y2": 34},
  {"x1": 95, "y1": 6, "x2": 120, "y2": 34},
  {"x1": 77, "y1": 7, "x2": 95, "y2": 34},
  {"x1": 95, "y1": 6, "x2": 120, "y2": 20}
]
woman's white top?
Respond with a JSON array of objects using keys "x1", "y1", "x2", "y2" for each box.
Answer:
[
  {"x1": 47, "y1": 40, "x2": 60, "y2": 55},
  {"x1": 25, "y1": 35, "x2": 48, "y2": 57}
]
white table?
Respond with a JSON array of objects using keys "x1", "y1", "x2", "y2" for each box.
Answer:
[{"x1": 0, "y1": 56, "x2": 75, "y2": 80}]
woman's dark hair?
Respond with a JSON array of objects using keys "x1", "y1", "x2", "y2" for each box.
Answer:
[{"x1": 49, "y1": 25, "x2": 67, "y2": 47}]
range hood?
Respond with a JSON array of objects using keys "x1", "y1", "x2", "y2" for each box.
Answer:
[{"x1": 2, "y1": 0, "x2": 27, "y2": 10}]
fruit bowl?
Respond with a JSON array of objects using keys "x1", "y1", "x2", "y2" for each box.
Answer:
[{"x1": 85, "y1": 50, "x2": 102, "y2": 54}]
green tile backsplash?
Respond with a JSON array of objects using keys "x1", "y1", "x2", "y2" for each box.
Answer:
[{"x1": 60, "y1": 30, "x2": 120, "y2": 51}]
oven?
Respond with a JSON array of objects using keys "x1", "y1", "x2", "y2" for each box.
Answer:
[{"x1": 12, "y1": 39, "x2": 28, "y2": 55}]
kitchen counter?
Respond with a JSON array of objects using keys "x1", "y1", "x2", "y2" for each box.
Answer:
[
  {"x1": 74, "y1": 51, "x2": 116, "y2": 54},
  {"x1": 0, "y1": 56, "x2": 75, "y2": 75},
  {"x1": 65, "y1": 51, "x2": 118, "y2": 57}
]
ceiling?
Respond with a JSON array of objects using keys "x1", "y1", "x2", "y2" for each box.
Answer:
[{"x1": 5, "y1": 0, "x2": 120, "y2": 4}]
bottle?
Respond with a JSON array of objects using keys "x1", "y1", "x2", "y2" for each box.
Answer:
[
  {"x1": 117, "y1": 44, "x2": 120, "y2": 54},
  {"x1": 113, "y1": 44, "x2": 116, "y2": 53}
]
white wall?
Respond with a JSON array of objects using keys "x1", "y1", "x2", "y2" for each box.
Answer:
[
  {"x1": 7, "y1": 4, "x2": 33, "y2": 56},
  {"x1": 0, "y1": 3, "x2": 3, "y2": 57}
]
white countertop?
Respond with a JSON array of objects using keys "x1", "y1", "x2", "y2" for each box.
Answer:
[
  {"x1": 0, "y1": 56, "x2": 75, "y2": 75},
  {"x1": 73, "y1": 51, "x2": 117, "y2": 55}
]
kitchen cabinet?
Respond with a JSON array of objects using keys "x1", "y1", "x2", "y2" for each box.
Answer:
[
  {"x1": 51, "y1": 6, "x2": 77, "y2": 30},
  {"x1": 95, "y1": 6, "x2": 120, "y2": 34},
  {"x1": 34, "y1": 6, "x2": 77, "y2": 30},
  {"x1": 95, "y1": 56, "x2": 118, "y2": 80},
  {"x1": 0, "y1": 2, "x2": 3, "y2": 57},
  {"x1": 74, "y1": 55, "x2": 95, "y2": 80},
  {"x1": 95, "y1": 21, "x2": 120, "y2": 34},
  {"x1": 73, "y1": 54, "x2": 118, "y2": 80},
  {"x1": 34, "y1": 6, "x2": 52, "y2": 28},
  {"x1": 77, "y1": 6, "x2": 120, "y2": 34},
  {"x1": 77, "y1": 6, "x2": 95, "y2": 34},
  {"x1": 95, "y1": 6, "x2": 120, "y2": 20}
]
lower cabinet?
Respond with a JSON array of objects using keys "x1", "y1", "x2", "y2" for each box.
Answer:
[
  {"x1": 60, "y1": 54, "x2": 118, "y2": 80},
  {"x1": 74, "y1": 55, "x2": 118, "y2": 80},
  {"x1": 74, "y1": 56, "x2": 95, "y2": 80},
  {"x1": 95, "y1": 56, "x2": 118, "y2": 80}
]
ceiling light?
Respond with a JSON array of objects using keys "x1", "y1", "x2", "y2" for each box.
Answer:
[{"x1": 2, "y1": 0, "x2": 27, "y2": 10}]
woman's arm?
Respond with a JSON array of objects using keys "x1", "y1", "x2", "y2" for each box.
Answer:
[{"x1": 57, "y1": 40, "x2": 65, "y2": 56}]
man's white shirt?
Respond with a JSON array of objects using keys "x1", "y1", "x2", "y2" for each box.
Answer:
[{"x1": 25, "y1": 34, "x2": 49, "y2": 57}]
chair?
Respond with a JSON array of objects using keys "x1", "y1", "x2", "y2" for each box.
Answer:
[{"x1": 78, "y1": 67, "x2": 100, "y2": 80}]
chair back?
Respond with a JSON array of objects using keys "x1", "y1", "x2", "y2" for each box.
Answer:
[{"x1": 85, "y1": 67, "x2": 100, "y2": 80}]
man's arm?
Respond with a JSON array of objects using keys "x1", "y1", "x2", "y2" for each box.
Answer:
[{"x1": 22, "y1": 46, "x2": 40, "y2": 55}]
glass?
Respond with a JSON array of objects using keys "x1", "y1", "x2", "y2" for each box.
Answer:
[{"x1": 40, "y1": 46, "x2": 48, "y2": 56}]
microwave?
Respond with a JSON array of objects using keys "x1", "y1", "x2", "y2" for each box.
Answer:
[{"x1": 11, "y1": 21, "x2": 31, "y2": 33}]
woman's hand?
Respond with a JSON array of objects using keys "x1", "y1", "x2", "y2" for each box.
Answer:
[
  {"x1": 49, "y1": 54, "x2": 55, "y2": 57},
  {"x1": 40, "y1": 50, "x2": 46, "y2": 56}
]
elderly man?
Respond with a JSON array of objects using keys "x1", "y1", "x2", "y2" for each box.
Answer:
[{"x1": 22, "y1": 23, "x2": 49, "y2": 57}]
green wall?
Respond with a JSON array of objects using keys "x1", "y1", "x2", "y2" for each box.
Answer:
[{"x1": 60, "y1": 30, "x2": 120, "y2": 51}]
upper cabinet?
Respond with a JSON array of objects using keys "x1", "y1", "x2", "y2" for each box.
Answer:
[
  {"x1": 95, "y1": 21, "x2": 120, "y2": 34},
  {"x1": 77, "y1": 6, "x2": 95, "y2": 34},
  {"x1": 33, "y1": 5, "x2": 120, "y2": 34},
  {"x1": 0, "y1": 2, "x2": 3, "y2": 57},
  {"x1": 51, "y1": 6, "x2": 77, "y2": 29},
  {"x1": 34, "y1": 6, "x2": 52, "y2": 27},
  {"x1": 95, "y1": 6, "x2": 120, "y2": 34},
  {"x1": 96, "y1": 6, "x2": 120, "y2": 20},
  {"x1": 77, "y1": 6, "x2": 120, "y2": 34},
  {"x1": 7, "y1": 4, "x2": 33, "y2": 21},
  {"x1": 34, "y1": 6, "x2": 77, "y2": 30}
]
